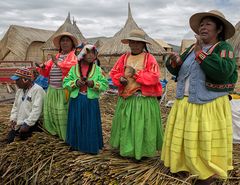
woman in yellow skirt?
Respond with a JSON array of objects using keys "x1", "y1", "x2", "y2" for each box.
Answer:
[{"x1": 161, "y1": 10, "x2": 238, "y2": 184}]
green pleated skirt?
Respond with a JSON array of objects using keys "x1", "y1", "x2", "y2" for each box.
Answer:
[
  {"x1": 110, "y1": 96, "x2": 164, "y2": 160},
  {"x1": 43, "y1": 86, "x2": 69, "y2": 141}
]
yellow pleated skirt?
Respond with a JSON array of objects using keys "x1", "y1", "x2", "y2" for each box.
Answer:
[{"x1": 161, "y1": 96, "x2": 233, "y2": 180}]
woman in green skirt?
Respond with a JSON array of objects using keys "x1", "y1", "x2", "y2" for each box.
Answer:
[
  {"x1": 110, "y1": 29, "x2": 164, "y2": 160},
  {"x1": 37, "y1": 32, "x2": 78, "y2": 141}
]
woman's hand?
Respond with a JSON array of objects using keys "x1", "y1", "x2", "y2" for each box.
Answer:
[
  {"x1": 119, "y1": 76, "x2": 128, "y2": 86},
  {"x1": 194, "y1": 35, "x2": 203, "y2": 55},
  {"x1": 125, "y1": 66, "x2": 136, "y2": 77},
  {"x1": 167, "y1": 52, "x2": 181, "y2": 68},
  {"x1": 86, "y1": 80, "x2": 94, "y2": 88},
  {"x1": 76, "y1": 79, "x2": 86, "y2": 87},
  {"x1": 37, "y1": 63, "x2": 46, "y2": 68}
]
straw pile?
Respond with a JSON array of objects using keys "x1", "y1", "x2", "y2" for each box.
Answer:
[{"x1": 1, "y1": 74, "x2": 240, "y2": 185}]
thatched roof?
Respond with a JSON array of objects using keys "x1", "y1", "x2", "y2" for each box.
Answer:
[
  {"x1": 87, "y1": 37, "x2": 109, "y2": 45},
  {"x1": 94, "y1": 39, "x2": 104, "y2": 49},
  {"x1": 179, "y1": 39, "x2": 195, "y2": 54},
  {"x1": 228, "y1": 21, "x2": 240, "y2": 58},
  {"x1": 98, "y1": 3, "x2": 165, "y2": 56},
  {"x1": 0, "y1": 25, "x2": 54, "y2": 61},
  {"x1": 41, "y1": 13, "x2": 86, "y2": 50},
  {"x1": 154, "y1": 39, "x2": 172, "y2": 50}
]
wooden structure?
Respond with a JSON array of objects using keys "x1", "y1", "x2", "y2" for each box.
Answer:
[{"x1": 0, "y1": 61, "x2": 34, "y2": 83}]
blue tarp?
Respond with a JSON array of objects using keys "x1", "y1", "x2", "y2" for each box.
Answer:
[{"x1": 35, "y1": 75, "x2": 48, "y2": 90}]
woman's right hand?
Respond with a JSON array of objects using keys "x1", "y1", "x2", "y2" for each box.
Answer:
[
  {"x1": 119, "y1": 76, "x2": 128, "y2": 86},
  {"x1": 38, "y1": 63, "x2": 46, "y2": 68},
  {"x1": 167, "y1": 52, "x2": 181, "y2": 68}
]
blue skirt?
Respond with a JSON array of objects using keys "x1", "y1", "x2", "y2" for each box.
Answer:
[{"x1": 66, "y1": 93, "x2": 103, "y2": 154}]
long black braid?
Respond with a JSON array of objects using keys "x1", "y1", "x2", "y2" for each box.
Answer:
[{"x1": 144, "y1": 44, "x2": 149, "y2": 53}]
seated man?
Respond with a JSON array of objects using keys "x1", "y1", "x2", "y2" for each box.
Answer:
[{"x1": 7, "y1": 68, "x2": 46, "y2": 143}]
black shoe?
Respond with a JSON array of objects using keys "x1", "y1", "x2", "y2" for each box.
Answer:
[{"x1": 7, "y1": 130, "x2": 16, "y2": 144}]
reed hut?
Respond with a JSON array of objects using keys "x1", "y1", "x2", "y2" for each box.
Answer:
[
  {"x1": 98, "y1": 3, "x2": 165, "y2": 70},
  {"x1": 41, "y1": 13, "x2": 86, "y2": 60},
  {"x1": 154, "y1": 39, "x2": 173, "y2": 52},
  {"x1": 179, "y1": 39, "x2": 195, "y2": 54},
  {"x1": 94, "y1": 39, "x2": 104, "y2": 49},
  {"x1": 228, "y1": 21, "x2": 240, "y2": 66},
  {"x1": 0, "y1": 25, "x2": 53, "y2": 63}
]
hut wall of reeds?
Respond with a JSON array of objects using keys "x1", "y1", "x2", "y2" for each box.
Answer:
[
  {"x1": 0, "y1": 25, "x2": 54, "y2": 63},
  {"x1": 179, "y1": 39, "x2": 195, "y2": 54},
  {"x1": 25, "y1": 41, "x2": 45, "y2": 62},
  {"x1": 229, "y1": 21, "x2": 240, "y2": 67}
]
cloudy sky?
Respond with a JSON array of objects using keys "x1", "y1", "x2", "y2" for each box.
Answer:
[{"x1": 0, "y1": 0, "x2": 239, "y2": 45}]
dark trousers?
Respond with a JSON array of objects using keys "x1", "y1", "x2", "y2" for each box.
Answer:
[{"x1": 7, "y1": 123, "x2": 39, "y2": 144}]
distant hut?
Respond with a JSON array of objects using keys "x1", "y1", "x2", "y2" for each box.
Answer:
[
  {"x1": 94, "y1": 39, "x2": 105, "y2": 49},
  {"x1": 228, "y1": 21, "x2": 240, "y2": 66},
  {"x1": 98, "y1": 3, "x2": 165, "y2": 70},
  {"x1": 86, "y1": 37, "x2": 108, "y2": 46},
  {"x1": 155, "y1": 39, "x2": 173, "y2": 52},
  {"x1": 0, "y1": 25, "x2": 53, "y2": 63},
  {"x1": 72, "y1": 18, "x2": 87, "y2": 43},
  {"x1": 179, "y1": 39, "x2": 195, "y2": 54},
  {"x1": 41, "y1": 13, "x2": 86, "y2": 60}
]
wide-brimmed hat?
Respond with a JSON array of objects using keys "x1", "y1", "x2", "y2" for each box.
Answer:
[
  {"x1": 10, "y1": 68, "x2": 34, "y2": 81},
  {"x1": 121, "y1": 29, "x2": 151, "y2": 44},
  {"x1": 53, "y1": 32, "x2": 79, "y2": 49},
  {"x1": 189, "y1": 10, "x2": 235, "y2": 39}
]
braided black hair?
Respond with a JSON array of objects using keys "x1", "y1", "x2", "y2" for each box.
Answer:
[
  {"x1": 78, "y1": 60, "x2": 93, "y2": 81},
  {"x1": 144, "y1": 44, "x2": 149, "y2": 53}
]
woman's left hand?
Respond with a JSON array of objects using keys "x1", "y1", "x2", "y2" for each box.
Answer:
[
  {"x1": 86, "y1": 80, "x2": 94, "y2": 88},
  {"x1": 125, "y1": 66, "x2": 136, "y2": 77}
]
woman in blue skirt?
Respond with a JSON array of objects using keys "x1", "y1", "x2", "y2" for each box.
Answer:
[{"x1": 63, "y1": 44, "x2": 108, "y2": 154}]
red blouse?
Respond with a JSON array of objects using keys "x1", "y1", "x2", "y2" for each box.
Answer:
[{"x1": 110, "y1": 52, "x2": 162, "y2": 97}]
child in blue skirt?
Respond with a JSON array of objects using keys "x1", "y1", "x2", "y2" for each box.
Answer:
[{"x1": 63, "y1": 44, "x2": 108, "y2": 154}]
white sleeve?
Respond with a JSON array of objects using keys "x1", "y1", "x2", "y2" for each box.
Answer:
[
  {"x1": 24, "y1": 88, "x2": 45, "y2": 126},
  {"x1": 10, "y1": 89, "x2": 21, "y2": 122}
]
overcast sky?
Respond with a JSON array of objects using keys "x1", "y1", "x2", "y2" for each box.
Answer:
[{"x1": 0, "y1": 0, "x2": 239, "y2": 46}]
